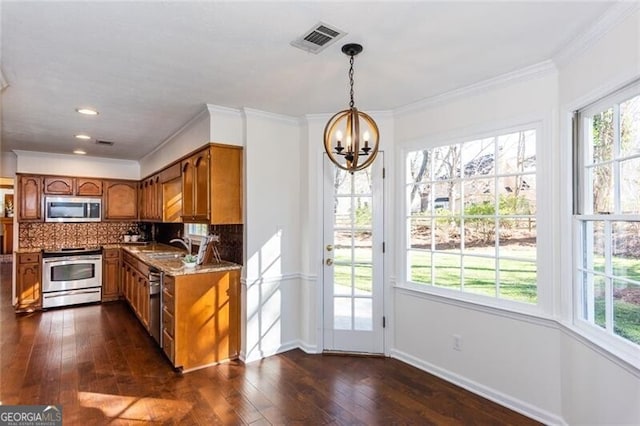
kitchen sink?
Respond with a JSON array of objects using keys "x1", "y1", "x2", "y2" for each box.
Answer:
[{"x1": 146, "y1": 252, "x2": 184, "y2": 259}]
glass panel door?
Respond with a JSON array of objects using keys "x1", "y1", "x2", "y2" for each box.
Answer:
[{"x1": 323, "y1": 154, "x2": 384, "y2": 353}]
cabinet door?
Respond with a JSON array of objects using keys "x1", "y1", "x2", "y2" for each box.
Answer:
[
  {"x1": 102, "y1": 249, "x2": 120, "y2": 301},
  {"x1": 138, "y1": 181, "x2": 146, "y2": 220},
  {"x1": 43, "y1": 176, "x2": 74, "y2": 195},
  {"x1": 153, "y1": 176, "x2": 161, "y2": 220},
  {"x1": 138, "y1": 275, "x2": 149, "y2": 329},
  {"x1": 104, "y1": 180, "x2": 138, "y2": 220},
  {"x1": 181, "y1": 159, "x2": 195, "y2": 219},
  {"x1": 16, "y1": 255, "x2": 41, "y2": 311},
  {"x1": 193, "y1": 153, "x2": 210, "y2": 220},
  {"x1": 18, "y1": 175, "x2": 42, "y2": 222},
  {"x1": 77, "y1": 178, "x2": 103, "y2": 196},
  {"x1": 210, "y1": 146, "x2": 243, "y2": 224}
]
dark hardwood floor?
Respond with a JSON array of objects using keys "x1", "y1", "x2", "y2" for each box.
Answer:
[{"x1": 0, "y1": 263, "x2": 540, "y2": 425}]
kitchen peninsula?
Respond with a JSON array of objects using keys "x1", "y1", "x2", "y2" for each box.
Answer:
[{"x1": 122, "y1": 244, "x2": 241, "y2": 372}]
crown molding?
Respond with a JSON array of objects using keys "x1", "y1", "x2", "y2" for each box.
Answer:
[
  {"x1": 395, "y1": 60, "x2": 557, "y2": 116},
  {"x1": 241, "y1": 107, "x2": 301, "y2": 125},
  {"x1": 552, "y1": 1, "x2": 640, "y2": 67},
  {"x1": 206, "y1": 103, "x2": 242, "y2": 117}
]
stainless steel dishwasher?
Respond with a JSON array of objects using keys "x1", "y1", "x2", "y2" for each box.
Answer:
[{"x1": 148, "y1": 268, "x2": 162, "y2": 346}]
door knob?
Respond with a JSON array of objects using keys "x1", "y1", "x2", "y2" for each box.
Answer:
[
  {"x1": 326, "y1": 244, "x2": 333, "y2": 251},
  {"x1": 326, "y1": 258, "x2": 334, "y2": 266}
]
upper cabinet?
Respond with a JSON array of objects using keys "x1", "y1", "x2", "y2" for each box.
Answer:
[
  {"x1": 210, "y1": 145, "x2": 243, "y2": 225},
  {"x1": 181, "y1": 149, "x2": 210, "y2": 222},
  {"x1": 18, "y1": 175, "x2": 43, "y2": 222},
  {"x1": 77, "y1": 178, "x2": 103, "y2": 196},
  {"x1": 138, "y1": 174, "x2": 162, "y2": 222},
  {"x1": 43, "y1": 176, "x2": 74, "y2": 195},
  {"x1": 180, "y1": 145, "x2": 242, "y2": 224},
  {"x1": 43, "y1": 176, "x2": 103, "y2": 196},
  {"x1": 103, "y1": 180, "x2": 138, "y2": 221}
]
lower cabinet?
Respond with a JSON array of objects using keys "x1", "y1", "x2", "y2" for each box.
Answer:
[
  {"x1": 16, "y1": 252, "x2": 42, "y2": 312},
  {"x1": 162, "y1": 270, "x2": 240, "y2": 371},
  {"x1": 102, "y1": 248, "x2": 121, "y2": 302},
  {"x1": 122, "y1": 252, "x2": 150, "y2": 330}
]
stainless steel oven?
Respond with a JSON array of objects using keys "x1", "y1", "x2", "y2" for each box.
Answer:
[{"x1": 42, "y1": 247, "x2": 102, "y2": 308}]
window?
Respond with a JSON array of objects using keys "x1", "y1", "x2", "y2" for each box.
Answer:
[
  {"x1": 405, "y1": 127, "x2": 537, "y2": 304},
  {"x1": 184, "y1": 223, "x2": 208, "y2": 240},
  {"x1": 575, "y1": 83, "x2": 640, "y2": 348}
]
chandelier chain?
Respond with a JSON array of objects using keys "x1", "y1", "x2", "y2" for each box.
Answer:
[{"x1": 349, "y1": 55, "x2": 355, "y2": 108}]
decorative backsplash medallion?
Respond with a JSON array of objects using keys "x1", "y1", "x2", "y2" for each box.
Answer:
[{"x1": 19, "y1": 222, "x2": 138, "y2": 249}]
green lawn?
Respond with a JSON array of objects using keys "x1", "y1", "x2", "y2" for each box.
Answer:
[
  {"x1": 410, "y1": 249, "x2": 537, "y2": 303},
  {"x1": 331, "y1": 245, "x2": 640, "y2": 345}
]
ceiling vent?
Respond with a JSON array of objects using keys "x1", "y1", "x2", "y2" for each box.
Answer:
[
  {"x1": 95, "y1": 140, "x2": 114, "y2": 146},
  {"x1": 291, "y1": 22, "x2": 346, "y2": 54}
]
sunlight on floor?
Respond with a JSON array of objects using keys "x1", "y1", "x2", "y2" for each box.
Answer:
[{"x1": 77, "y1": 391, "x2": 193, "y2": 422}]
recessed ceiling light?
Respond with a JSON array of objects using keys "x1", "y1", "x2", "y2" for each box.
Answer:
[
  {"x1": 73, "y1": 149, "x2": 86, "y2": 155},
  {"x1": 75, "y1": 134, "x2": 91, "y2": 140},
  {"x1": 76, "y1": 108, "x2": 99, "y2": 116}
]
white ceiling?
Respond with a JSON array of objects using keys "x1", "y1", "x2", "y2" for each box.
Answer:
[{"x1": 1, "y1": 1, "x2": 617, "y2": 160}]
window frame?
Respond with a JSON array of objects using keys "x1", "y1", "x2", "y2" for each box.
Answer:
[
  {"x1": 573, "y1": 81, "x2": 640, "y2": 357},
  {"x1": 183, "y1": 223, "x2": 209, "y2": 246},
  {"x1": 399, "y1": 121, "x2": 549, "y2": 316}
]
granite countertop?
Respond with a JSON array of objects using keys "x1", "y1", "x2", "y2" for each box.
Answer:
[{"x1": 122, "y1": 243, "x2": 242, "y2": 276}]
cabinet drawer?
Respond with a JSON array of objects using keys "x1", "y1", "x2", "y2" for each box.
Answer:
[
  {"x1": 162, "y1": 307, "x2": 174, "y2": 337},
  {"x1": 162, "y1": 329, "x2": 175, "y2": 363},
  {"x1": 104, "y1": 249, "x2": 120, "y2": 259},
  {"x1": 162, "y1": 289, "x2": 174, "y2": 314},
  {"x1": 18, "y1": 253, "x2": 40, "y2": 264}
]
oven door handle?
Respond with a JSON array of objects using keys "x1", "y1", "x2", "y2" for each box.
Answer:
[{"x1": 43, "y1": 255, "x2": 103, "y2": 264}]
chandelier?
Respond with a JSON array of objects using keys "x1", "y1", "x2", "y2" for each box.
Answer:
[{"x1": 323, "y1": 43, "x2": 379, "y2": 173}]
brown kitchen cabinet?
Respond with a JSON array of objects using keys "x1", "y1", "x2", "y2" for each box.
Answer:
[
  {"x1": 17, "y1": 174, "x2": 43, "y2": 222},
  {"x1": 181, "y1": 144, "x2": 242, "y2": 224},
  {"x1": 43, "y1": 176, "x2": 103, "y2": 196},
  {"x1": 121, "y1": 252, "x2": 150, "y2": 329},
  {"x1": 76, "y1": 178, "x2": 103, "y2": 196},
  {"x1": 103, "y1": 180, "x2": 138, "y2": 221},
  {"x1": 102, "y1": 248, "x2": 120, "y2": 302},
  {"x1": 181, "y1": 149, "x2": 209, "y2": 222},
  {"x1": 162, "y1": 269, "x2": 240, "y2": 371},
  {"x1": 210, "y1": 144, "x2": 243, "y2": 224},
  {"x1": 139, "y1": 174, "x2": 162, "y2": 222},
  {"x1": 43, "y1": 176, "x2": 74, "y2": 195},
  {"x1": 16, "y1": 252, "x2": 42, "y2": 312}
]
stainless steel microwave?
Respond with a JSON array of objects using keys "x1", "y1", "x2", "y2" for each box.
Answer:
[{"x1": 44, "y1": 196, "x2": 101, "y2": 222}]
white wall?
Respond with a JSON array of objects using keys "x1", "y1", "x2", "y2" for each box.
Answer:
[
  {"x1": 243, "y1": 108, "x2": 302, "y2": 362},
  {"x1": 556, "y1": 7, "x2": 640, "y2": 426},
  {"x1": 14, "y1": 150, "x2": 139, "y2": 179},
  {"x1": 392, "y1": 69, "x2": 564, "y2": 424},
  {"x1": 389, "y1": 6, "x2": 640, "y2": 425},
  {"x1": 139, "y1": 104, "x2": 246, "y2": 177}
]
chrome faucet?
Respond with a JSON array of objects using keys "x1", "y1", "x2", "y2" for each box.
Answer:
[{"x1": 170, "y1": 237, "x2": 191, "y2": 254}]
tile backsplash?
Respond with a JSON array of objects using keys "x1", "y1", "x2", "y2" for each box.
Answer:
[
  {"x1": 19, "y1": 222, "x2": 138, "y2": 249},
  {"x1": 20, "y1": 221, "x2": 244, "y2": 265}
]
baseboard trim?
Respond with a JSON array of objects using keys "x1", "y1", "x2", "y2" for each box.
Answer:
[{"x1": 389, "y1": 348, "x2": 567, "y2": 426}]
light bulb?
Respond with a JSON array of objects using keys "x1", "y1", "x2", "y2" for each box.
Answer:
[{"x1": 336, "y1": 130, "x2": 343, "y2": 142}]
